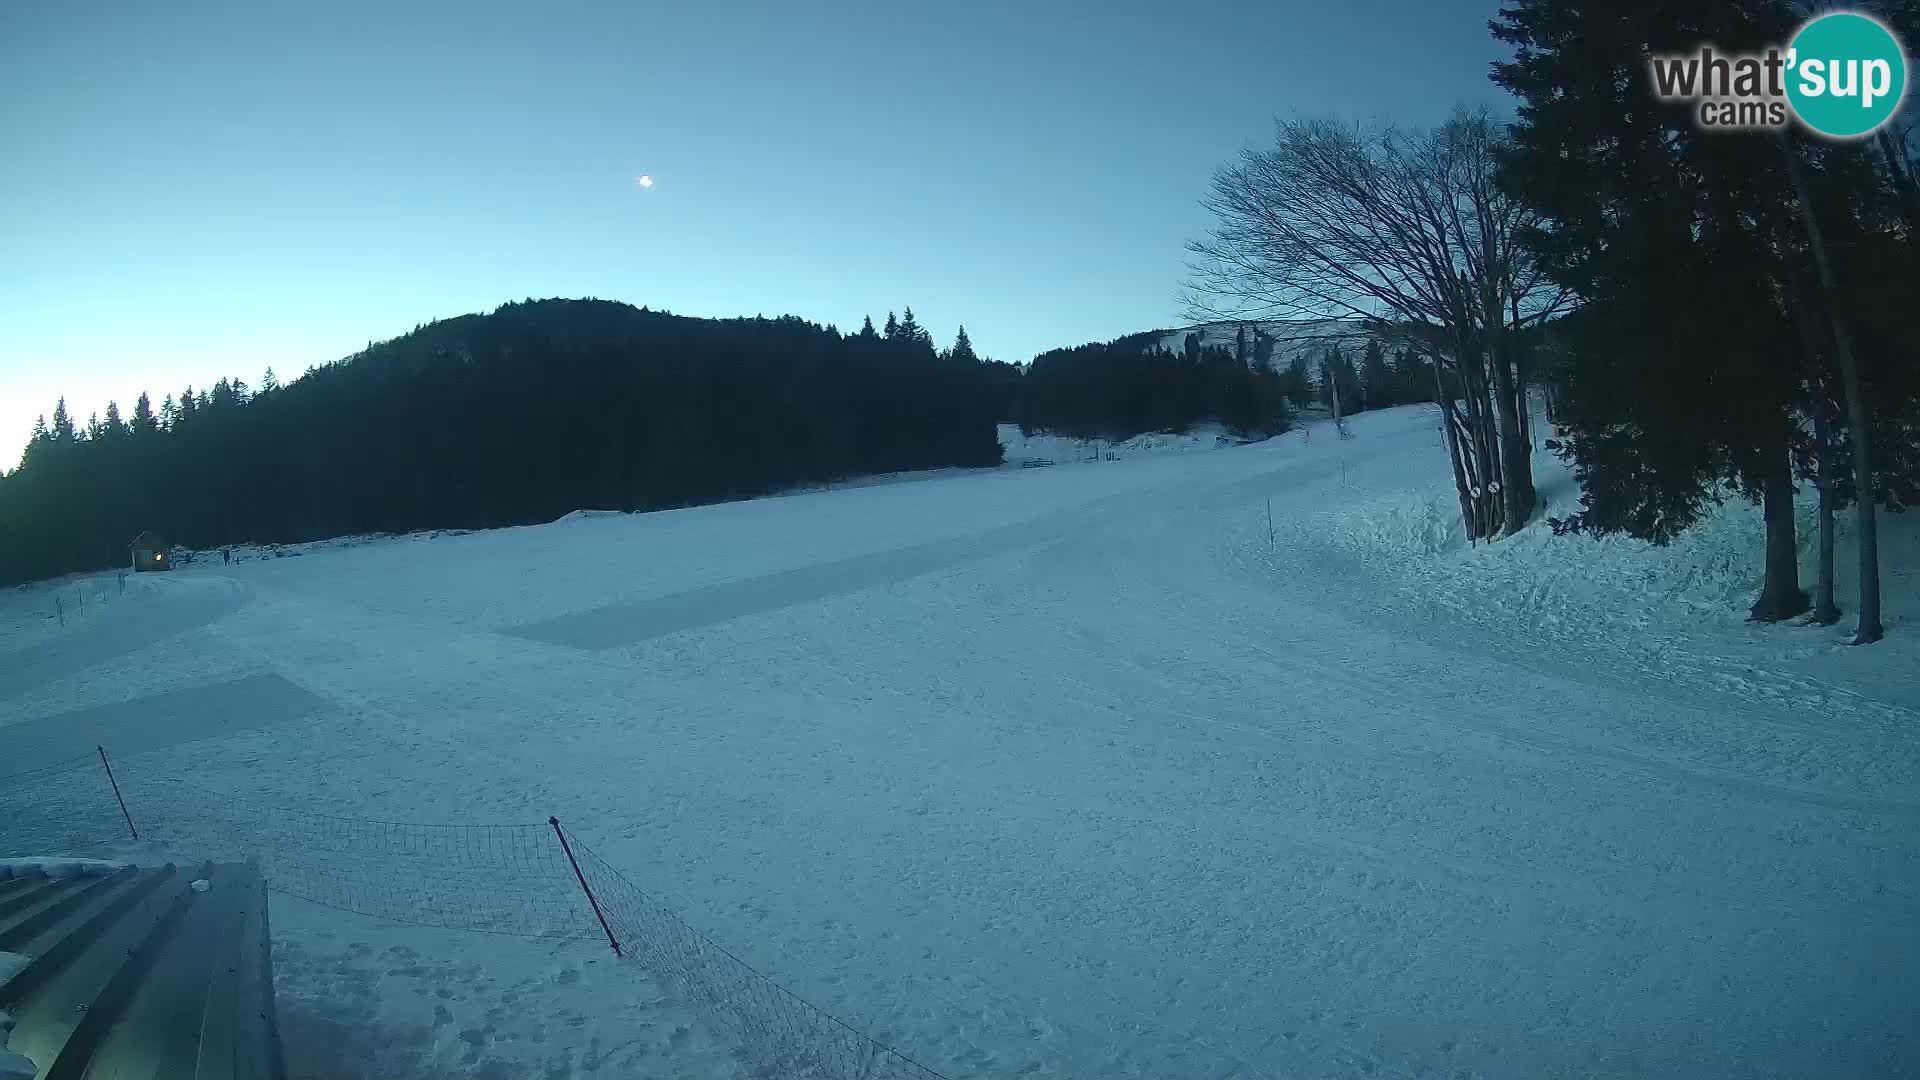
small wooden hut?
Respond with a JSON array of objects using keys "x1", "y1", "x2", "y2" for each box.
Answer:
[{"x1": 129, "y1": 530, "x2": 173, "y2": 572}]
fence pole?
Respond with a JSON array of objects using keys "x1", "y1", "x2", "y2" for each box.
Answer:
[
  {"x1": 1266, "y1": 497, "x2": 1273, "y2": 543},
  {"x1": 550, "y1": 817, "x2": 622, "y2": 958},
  {"x1": 55, "y1": 595, "x2": 65, "y2": 627},
  {"x1": 97, "y1": 745, "x2": 139, "y2": 840}
]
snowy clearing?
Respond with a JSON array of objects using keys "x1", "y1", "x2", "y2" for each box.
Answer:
[
  {"x1": 998, "y1": 421, "x2": 1254, "y2": 467},
  {"x1": 2, "y1": 405, "x2": 1915, "y2": 1080}
]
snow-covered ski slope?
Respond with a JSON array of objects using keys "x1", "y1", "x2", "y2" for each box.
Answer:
[{"x1": 3, "y1": 406, "x2": 1915, "y2": 1080}]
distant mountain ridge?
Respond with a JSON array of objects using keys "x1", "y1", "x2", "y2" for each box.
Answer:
[
  {"x1": 1152, "y1": 319, "x2": 1378, "y2": 377},
  {"x1": 0, "y1": 297, "x2": 1017, "y2": 584}
]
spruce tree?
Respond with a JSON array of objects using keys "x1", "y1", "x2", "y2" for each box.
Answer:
[
  {"x1": 1252, "y1": 329, "x2": 1275, "y2": 374},
  {"x1": 1319, "y1": 347, "x2": 1359, "y2": 414},
  {"x1": 1286, "y1": 353, "x2": 1312, "y2": 408},
  {"x1": 1390, "y1": 348, "x2": 1431, "y2": 405},
  {"x1": 50, "y1": 398, "x2": 75, "y2": 443},
  {"x1": 1360, "y1": 340, "x2": 1391, "y2": 410},
  {"x1": 1494, "y1": 0, "x2": 1813, "y2": 620},
  {"x1": 22, "y1": 415, "x2": 49, "y2": 465},
  {"x1": 898, "y1": 307, "x2": 931, "y2": 348},
  {"x1": 950, "y1": 326, "x2": 979, "y2": 365}
]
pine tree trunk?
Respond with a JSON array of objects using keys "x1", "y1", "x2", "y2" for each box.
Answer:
[
  {"x1": 1782, "y1": 140, "x2": 1882, "y2": 643},
  {"x1": 1813, "y1": 409, "x2": 1840, "y2": 626},
  {"x1": 1783, "y1": 265, "x2": 1838, "y2": 628},
  {"x1": 1750, "y1": 448, "x2": 1810, "y2": 623}
]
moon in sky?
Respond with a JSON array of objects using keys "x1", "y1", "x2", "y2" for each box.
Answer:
[{"x1": 636, "y1": 175, "x2": 654, "y2": 189}]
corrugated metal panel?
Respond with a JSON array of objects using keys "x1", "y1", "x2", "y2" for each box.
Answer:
[{"x1": 0, "y1": 861, "x2": 284, "y2": 1080}]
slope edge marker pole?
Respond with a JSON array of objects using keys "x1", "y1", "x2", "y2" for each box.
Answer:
[
  {"x1": 98, "y1": 745, "x2": 138, "y2": 840},
  {"x1": 550, "y1": 817, "x2": 622, "y2": 958}
]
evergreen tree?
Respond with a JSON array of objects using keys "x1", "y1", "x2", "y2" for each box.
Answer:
[
  {"x1": 1359, "y1": 340, "x2": 1391, "y2": 410},
  {"x1": 50, "y1": 398, "x2": 76, "y2": 443},
  {"x1": 858, "y1": 316, "x2": 878, "y2": 340},
  {"x1": 21, "y1": 415, "x2": 49, "y2": 466},
  {"x1": 1285, "y1": 353, "x2": 1312, "y2": 408},
  {"x1": 1494, "y1": 0, "x2": 1813, "y2": 621},
  {"x1": 132, "y1": 392, "x2": 157, "y2": 436},
  {"x1": 883, "y1": 312, "x2": 900, "y2": 340},
  {"x1": 898, "y1": 307, "x2": 931, "y2": 349},
  {"x1": 1020, "y1": 333, "x2": 1290, "y2": 441},
  {"x1": 1390, "y1": 348, "x2": 1435, "y2": 405},
  {"x1": 1319, "y1": 347, "x2": 1360, "y2": 415},
  {"x1": 1252, "y1": 329, "x2": 1275, "y2": 374},
  {"x1": 260, "y1": 368, "x2": 279, "y2": 395},
  {"x1": 950, "y1": 326, "x2": 978, "y2": 365},
  {"x1": 1234, "y1": 325, "x2": 1249, "y2": 365},
  {"x1": 101, "y1": 401, "x2": 126, "y2": 441}
]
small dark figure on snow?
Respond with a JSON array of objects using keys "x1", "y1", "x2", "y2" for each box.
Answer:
[{"x1": 223, "y1": 548, "x2": 231, "y2": 566}]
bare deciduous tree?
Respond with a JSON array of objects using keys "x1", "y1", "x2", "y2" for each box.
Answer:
[{"x1": 1184, "y1": 108, "x2": 1568, "y2": 540}]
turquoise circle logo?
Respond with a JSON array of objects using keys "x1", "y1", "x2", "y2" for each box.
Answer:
[{"x1": 1786, "y1": 12, "x2": 1908, "y2": 138}]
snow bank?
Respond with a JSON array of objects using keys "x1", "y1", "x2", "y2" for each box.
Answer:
[
  {"x1": 550, "y1": 509, "x2": 628, "y2": 525},
  {"x1": 1287, "y1": 413, "x2": 1919, "y2": 715}
]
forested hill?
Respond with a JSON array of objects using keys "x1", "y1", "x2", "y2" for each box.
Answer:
[{"x1": 0, "y1": 298, "x2": 1021, "y2": 585}]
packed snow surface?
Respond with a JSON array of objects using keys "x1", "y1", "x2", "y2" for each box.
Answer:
[{"x1": 2, "y1": 405, "x2": 1915, "y2": 1079}]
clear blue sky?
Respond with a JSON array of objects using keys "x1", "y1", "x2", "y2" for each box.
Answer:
[{"x1": 2, "y1": 0, "x2": 1508, "y2": 464}]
